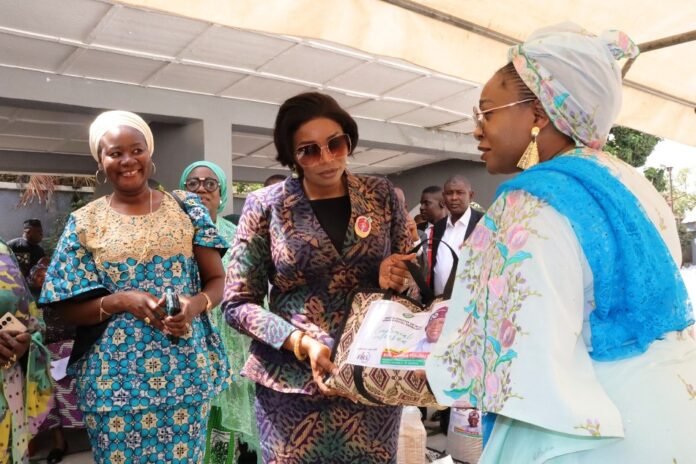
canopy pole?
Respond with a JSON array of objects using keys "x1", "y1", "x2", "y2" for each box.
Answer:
[
  {"x1": 621, "y1": 30, "x2": 696, "y2": 77},
  {"x1": 380, "y1": 0, "x2": 518, "y2": 45}
]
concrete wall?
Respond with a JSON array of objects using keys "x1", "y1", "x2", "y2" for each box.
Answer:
[
  {"x1": 150, "y1": 121, "x2": 206, "y2": 191},
  {"x1": 0, "y1": 186, "x2": 93, "y2": 248},
  {"x1": 389, "y1": 160, "x2": 515, "y2": 212},
  {"x1": 0, "y1": 67, "x2": 479, "y2": 215}
]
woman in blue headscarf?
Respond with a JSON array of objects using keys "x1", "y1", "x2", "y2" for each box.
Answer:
[
  {"x1": 426, "y1": 23, "x2": 696, "y2": 462},
  {"x1": 179, "y1": 161, "x2": 260, "y2": 463}
]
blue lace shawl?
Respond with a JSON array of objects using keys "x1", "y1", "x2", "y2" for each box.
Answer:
[{"x1": 496, "y1": 151, "x2": 693, "y2": 361}]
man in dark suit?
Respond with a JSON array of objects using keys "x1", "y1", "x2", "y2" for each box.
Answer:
[
  {"x1": 429, "y1": 176, "x2": 483, "y2": 296},
  {"x1": 418, "y1": 186, "x2": 448, "y2": 288},
  {"x1": 418, "y1": 186, "x2": 447, "y2": 231}
]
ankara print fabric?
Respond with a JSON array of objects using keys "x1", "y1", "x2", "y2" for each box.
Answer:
[
  {"x1": 255, "y1": 385, "x2": 401, "y2": 464},
  {"x1": 0, "y1": 239, "x2": 52, "y2": 464},
  {"x1": 39, "y1": 190, "x2": 230, "y2": 413},
  {"x1": 83, "y1": 402, "x2": 210, "y2": 464},
  {"x1": 223, "y1": 173, "x2": 412, "y2": 394}
]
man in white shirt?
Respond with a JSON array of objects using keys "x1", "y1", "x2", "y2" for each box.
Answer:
[{"x1": 431, "y1": 176, "x2": 483, "y2": 296}]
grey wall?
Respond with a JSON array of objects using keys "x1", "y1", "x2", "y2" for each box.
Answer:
[
  {"x1": 150, "y1": 121, "x2": 206, "y2": 191},
  {"x1": 0, "y1": 67, "x2": 479, "y2": 216},
  {"x1": 389, "y1": 160, "x2": 515, "y2": 212},
  {"x1": 0, "y1": 187, "x2": 93, "y2": 248}
]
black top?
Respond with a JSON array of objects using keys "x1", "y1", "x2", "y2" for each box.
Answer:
[
  {"x1": 309, "y1": 195, "x2": 351, "y2": 253},
  {"x1": 7, "y1": 237, "x2": 45, "y2": 277},
  {"x1": 42, "y1": 306, "x2": 77, "y2": 344}
]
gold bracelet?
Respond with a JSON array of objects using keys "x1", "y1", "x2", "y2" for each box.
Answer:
[
  {"x1": 99, "y1": 296, "x2": 112, "y2": 322},
  {"x1": 293, "y1": 332, "x2": 307, "y2": 361},
  {"x1": 199, "y1": 291, "x2": 213, "y2": 312}
]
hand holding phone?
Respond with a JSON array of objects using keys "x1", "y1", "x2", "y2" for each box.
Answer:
[
  {"x1": 165, "y1": 289, "x2": 181, "y2": 344},
  {"x1": 0, "y1": 314, "x2": 30, "y2": 366},
  {"x1": 0, "y1": 312, "x2": 27, "y2": 332}
]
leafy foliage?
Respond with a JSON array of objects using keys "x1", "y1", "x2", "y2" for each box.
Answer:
[
  {"x1": 667, "y1": 169, "x2": 696, "y2": 264},
  {"x1": 605, "y1": 126, "x2": 660, "y2": 168},
  {"x1": 669, "y1": 169, "x2": 696, "y2": 219},
  {"x1": 232, "y1": 181, "x2": 264, "y2": 196},
  {"x1": 643, "y1": 167, "x2": 667, "y2": 193}
]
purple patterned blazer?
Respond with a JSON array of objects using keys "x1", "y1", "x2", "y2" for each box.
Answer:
[{"x1": 222, "y1": 172, "x2": 411, "y2": 395}]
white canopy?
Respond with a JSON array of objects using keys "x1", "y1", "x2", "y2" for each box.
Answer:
[{"x1": 120, "y1": 0, "x2": 696, "y2": 147}]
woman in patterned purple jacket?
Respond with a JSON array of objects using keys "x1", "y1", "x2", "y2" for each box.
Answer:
[{"x1": 222, "y1": 92, "x2": 415, "y2": 463}]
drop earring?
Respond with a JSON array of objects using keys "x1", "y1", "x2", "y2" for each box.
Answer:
[{"x1": 517, "y1": 127, "x2": 540, "y2": 170}]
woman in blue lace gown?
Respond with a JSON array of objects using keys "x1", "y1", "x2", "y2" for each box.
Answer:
[
  {"x1": 40, "y1": 111, "x2": 230, "y2": 464},
  {"x1": 426, "y1": 23, "x2": 696, "y2": 463}
]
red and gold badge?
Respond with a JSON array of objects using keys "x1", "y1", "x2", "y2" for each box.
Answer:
[{"x1": 355, "y1": 215, "x2": 372, "y2": 238}]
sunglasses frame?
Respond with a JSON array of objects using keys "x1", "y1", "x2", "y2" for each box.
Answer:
[{"x1": 294, "y1": 133, "x2": 352, "y2": 167}]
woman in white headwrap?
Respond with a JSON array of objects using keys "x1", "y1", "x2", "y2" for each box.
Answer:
[
  {"x1": 425, "y1": 23, "x2": 696, "y2": 462},
  {"x1": 39, "y1": 110, "x2": 231, "y2": 463}
]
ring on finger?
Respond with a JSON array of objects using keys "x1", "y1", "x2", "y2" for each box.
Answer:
[{"x1": 144, "y1": 317, "x2": 151, "y2": 325}]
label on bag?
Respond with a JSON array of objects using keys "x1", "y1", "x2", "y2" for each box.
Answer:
[{"x1": 347, "y1": 299, "x2": 450, "y2": 370}]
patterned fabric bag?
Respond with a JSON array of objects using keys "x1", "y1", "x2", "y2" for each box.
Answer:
[{"x1": 327, "y1": 240, "x2": 458, "y2": 407}]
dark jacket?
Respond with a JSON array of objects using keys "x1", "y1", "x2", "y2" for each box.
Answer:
[{"x1": 428, "y1": 208, "x2": 484, "y2": 292}]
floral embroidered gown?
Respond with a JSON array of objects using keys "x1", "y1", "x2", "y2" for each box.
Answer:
[
  {"x1": 40, "y1": 191, "x2": 230, "y2": 464},
  {"x1": 426, "y1": 149, "x2": 696, "y2": 463}
]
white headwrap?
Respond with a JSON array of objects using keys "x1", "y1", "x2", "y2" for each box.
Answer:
[
  {"x1": 508, "y1": 22, "x2": 639, "y2": 149},
  {"x1": 88, "y1": 110, "x2": 154, "y2": 162}
]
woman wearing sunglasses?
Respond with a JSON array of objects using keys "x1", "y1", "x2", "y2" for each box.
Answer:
[
  {"x1": 223, "y1": 92, "x2": 415, "y2": 463},
  {"x1": 179, "y1": 161, "x2": 261, "y2": 463}
]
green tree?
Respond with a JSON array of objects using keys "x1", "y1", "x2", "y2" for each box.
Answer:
[
  {"x1": 670, "y1": 169, "x2": 696, "y2": 219},
  {"x1": 666, "y1": 169, "x2": 696, "y2": 264},
  {"x1": 643, "y1": 167, "x2": 667, "y2": 193},
  {"x1": 605, "y1": 126, "x2": 661, "y2": 168}
]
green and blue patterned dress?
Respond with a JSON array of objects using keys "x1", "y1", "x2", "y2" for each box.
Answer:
[{"x1": 40, "y1": 191, "x2": 230, "y2": 464}]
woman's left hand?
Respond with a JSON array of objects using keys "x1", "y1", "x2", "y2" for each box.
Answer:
[
  {"x1": 160, "y1": 294, "x2": 205, "y2": 337},
  {"x1": 379, "y1": 253, "x2": 417, "y2": 292},
  {"x1": 0, "y1": 331, "x2": 31, "y2": 366}
]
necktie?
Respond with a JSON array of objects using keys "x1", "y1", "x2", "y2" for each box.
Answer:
[{"x1": 426, "y1": 225, "x2": 435, "y2": 287}]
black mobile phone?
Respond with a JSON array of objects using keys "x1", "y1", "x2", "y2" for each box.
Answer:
[
  {"x1": 164, "y1": 289, "x2": 181, "y2": 344},
  {"x1": 164, "y1": 289, "x2": 181, "y2": 316}
]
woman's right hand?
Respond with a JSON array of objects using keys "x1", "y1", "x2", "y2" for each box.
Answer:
[
  {"x1": 0, "y1": 331, "x2": 31, "y2": 366},
  {"x1": 301, "y1": 336, "x2": 339, "y2": 395},
  {"x1": 107, "y1": 291, "x2": 166, "y2": 330}
]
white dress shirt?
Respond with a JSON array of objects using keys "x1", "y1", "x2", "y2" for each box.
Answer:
[{"x1": 433, "y1": 208, "x2": 472, "y2": 296}]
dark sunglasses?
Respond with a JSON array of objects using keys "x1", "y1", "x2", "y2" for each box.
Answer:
[
  {"x1": 294, "y1": 133, "x2": 352, "y2": 167},
  {"x1": 185, "y1": 177, "x2": 220, "y2": 193}
]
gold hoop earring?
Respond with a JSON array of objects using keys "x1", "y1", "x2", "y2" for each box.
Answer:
[
  {"x1": 517, "y1": 127, "x2": 540, "y2": 170},
  {"x1": 151, "y1": 161, "x2": 157, "y2": 176},
  {"x1": 95, "y1": 170, "x2": 106, "y2": 185}
]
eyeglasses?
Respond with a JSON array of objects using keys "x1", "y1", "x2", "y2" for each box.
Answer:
[
  {"x1": 473, "y1": 98, "x2": 536, "y2": 129},
  {"x1": 185, "y1": 177, "x2": 220, "y2": 193},
  {"x1": 294, "y1": 133, "x2": 352, "y2": 167}
]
